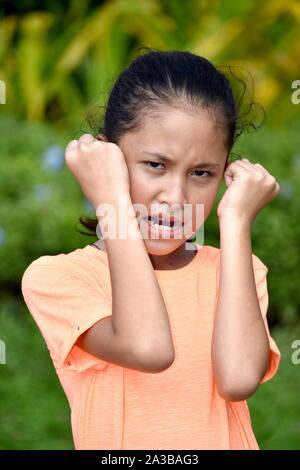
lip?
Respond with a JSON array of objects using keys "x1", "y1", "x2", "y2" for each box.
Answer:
[{"x1": 141, "y1": 217, "x2": 184, "y2": 239}]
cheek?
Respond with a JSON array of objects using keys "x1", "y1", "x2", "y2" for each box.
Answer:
[
  {"x1": 192, "y1": 188, "x2": 219, "y2": 227},
  {"x1": 128, "y1": 173, "x2": 151, "y2": 204}
]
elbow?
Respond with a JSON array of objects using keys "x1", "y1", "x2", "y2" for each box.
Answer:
[
  {"x1": 152, "y1": 355, "x2": 175, "y2": 373},
  {"x1": 152, "y1": 346, "x2": 176, "y2": 372},
  {"x1": 135, "y1": 343, "x2": 175, "y2": 373},
  {"x1": 142, "y1": 353, "x2": 175, "y2": 373},
  {"x1": 217, "y1": 380, "x2": 259, "y2": 402}
]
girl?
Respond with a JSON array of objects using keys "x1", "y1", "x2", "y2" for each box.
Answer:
[{"x1": 21, "y1": 49, "x2": 281, "y2": 450}]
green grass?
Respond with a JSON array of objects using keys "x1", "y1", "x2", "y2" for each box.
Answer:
[
  {"x1": 0, "y1": 300, "x2": 73, "y2": 450},
  {"x1": 0, "y1": 300, "x2": 298, "y2": 450},
  {"x1": 247, "y1": 323, "x2": 300, "y2": 450}
]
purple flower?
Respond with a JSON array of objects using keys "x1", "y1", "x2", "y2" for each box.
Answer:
[{"x1": 42, "y1": 145, "x2": 64, "y2": 172}]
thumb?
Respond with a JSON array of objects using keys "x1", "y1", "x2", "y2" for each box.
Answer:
[
  {"x1": 223, "y1": 159, "x2": 238, "y2": 187},
  {"x1": 223, "y1": 158, "x2": 231, "y2": 185}
]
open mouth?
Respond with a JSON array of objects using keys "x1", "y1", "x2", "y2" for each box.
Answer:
[
  {"x1": 146, "y1": 216, "x2": 184, "y2": 228},
  {"x1": 142, "y1": 216, "x2": 184, "y2": 237}
]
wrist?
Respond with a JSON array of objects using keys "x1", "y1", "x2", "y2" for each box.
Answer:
[
  {"x1": 218, "y1": 215, "x2": 252, "y2": 232},
  {"x1": 93, "y1": 192, "x2": 132, "y2": 214},
  {"x1": 95, "y1": 194, "x2": 141, "y2": 240}
]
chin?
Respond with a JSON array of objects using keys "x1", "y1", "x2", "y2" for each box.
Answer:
[{"x1": 144, "y1": 237, "x2": 188, "y2": 255}]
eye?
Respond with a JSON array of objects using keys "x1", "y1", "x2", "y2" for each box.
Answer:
[
  {"x1": 144, "y1": 161, "x2": 213, "y2": 178},
  {"x1": 192, "y1": 170, "x2": 213, "y2": 178},
  {"x1": 144, "y1": 161, "x2": 164, "y2": 169}
]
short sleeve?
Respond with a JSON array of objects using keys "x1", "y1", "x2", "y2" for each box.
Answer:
[
  {"x1": 252, "y1": 255, "x2": 281, "y2": 384},
  {"x1": 21, "y1": 262, "x2": 112, "y2": 373}
]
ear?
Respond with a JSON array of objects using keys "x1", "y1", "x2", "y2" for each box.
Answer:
[{"x1": 95, "y1": 133, "x2": 108, "y2": 142}]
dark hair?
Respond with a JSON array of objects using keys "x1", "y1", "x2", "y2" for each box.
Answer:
[{"x1": 76, "y1": 47, "x2": 264, "y2": 239}]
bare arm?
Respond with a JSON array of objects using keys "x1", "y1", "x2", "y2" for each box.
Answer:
[
  {"x1": 76, "y1": 315, "x2": 172, "y2": 373},
  {"x1": 96, "y1": 193, "x2": 175, "y2": 368},
  {"x1": 211, "y1": 218, "x2": 270, "y2": 401}
]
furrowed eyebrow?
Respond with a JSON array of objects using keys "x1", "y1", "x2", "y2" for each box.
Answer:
[{"x1": 141, "y1": 151, "x2": 220, "y2": 169}]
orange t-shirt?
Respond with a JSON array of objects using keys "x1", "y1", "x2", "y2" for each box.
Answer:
[{"x1": 21, "y1": 242, "x2": 281, "y2": 450}]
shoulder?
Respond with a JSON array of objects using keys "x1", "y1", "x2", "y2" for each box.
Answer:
[
  {"x1": 21, "y1": 255, "x2": 77, "y2": 296},
  {"x1": 22, "y1": 245, "x2": 101, "y2": 276},
  {"x1": 22, "y1": 252, "x2": 76, "y2": 279},
  {"x1": 21, "y1": 249, "x2": 80, "y2": 295},
  {"x1": 21, "y1": 246, "x2": 110, "y2": 295}
]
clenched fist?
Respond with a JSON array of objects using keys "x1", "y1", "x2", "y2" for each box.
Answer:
[
  {"x1": 64, "y1": 133, "x2": 130, "y2": 211},
  {"x1": 217, "y1": 158, "x2": 280, "y2": 225}
]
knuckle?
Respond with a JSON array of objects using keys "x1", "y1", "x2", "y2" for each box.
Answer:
[
  {"x1": 78, "y1": 133, "x2": 94, "y2": 142},
  {"x1": 64, "y1": 153, "x2": 75, "y2": 168},
  {"x1": 64, "y1": 148, "x2": 76, "y2": 160},
  {"x1": 268, "y1": 175, "x2": 277, "y2": 185},
  {"x1": 91, "y1": 140, "x2": 104, "y2": 148},
  {"x1": 65, "y1": 140, "x2": 77, "y2": 152},
  {"x1": 256, "y1": 173, "x2": 264, "y2": 181},
  {"x1": 79, "y1": 141, "x2": 91, "y2": 151}
]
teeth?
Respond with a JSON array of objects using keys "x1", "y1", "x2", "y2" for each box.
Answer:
[
  {"x1": 148, "y1": 219, "x2": 181, "y2": 231},
  {"x1": 148, "y1": 217, "x2": 182, "y2": 227},
  {"x1": 151, "y1": 217, "x2": 171, "y2": 226}
]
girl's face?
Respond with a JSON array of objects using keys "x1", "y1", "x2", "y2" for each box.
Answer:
[{"x1": 117, "y1": 106, "x2": 228, "y2": 264}]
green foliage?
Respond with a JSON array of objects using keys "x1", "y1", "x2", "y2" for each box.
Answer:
[
  {"x1": 1, "y1": 0, "x2": 300, "y2": 126},
  {"x1": 0, "y1": 305, "x2": 73, "y2": 450},
  {"x1": 0, "y1": 0, "x2": 299, "y2": 451},
  {"x1": 1, "y1": 111, "x2": 299, "y2": 327},
  {"x1": 1, "y1": 304, "x2": 298, "y2": 449},
  {"x1": 248, "y1": 323, "x2": 300, "y2": 450},
  {"x1": 0, "y1": 113, "x2": 94, "y2": 286}
]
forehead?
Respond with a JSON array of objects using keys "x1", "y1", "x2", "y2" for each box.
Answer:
[{"x1": 122, "y1": 107, "x2": 228, "y2": 159}]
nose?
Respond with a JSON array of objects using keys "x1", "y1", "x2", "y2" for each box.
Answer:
[{"x1": 157, "y1": 178, "x2": 187, "y2": 212}]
